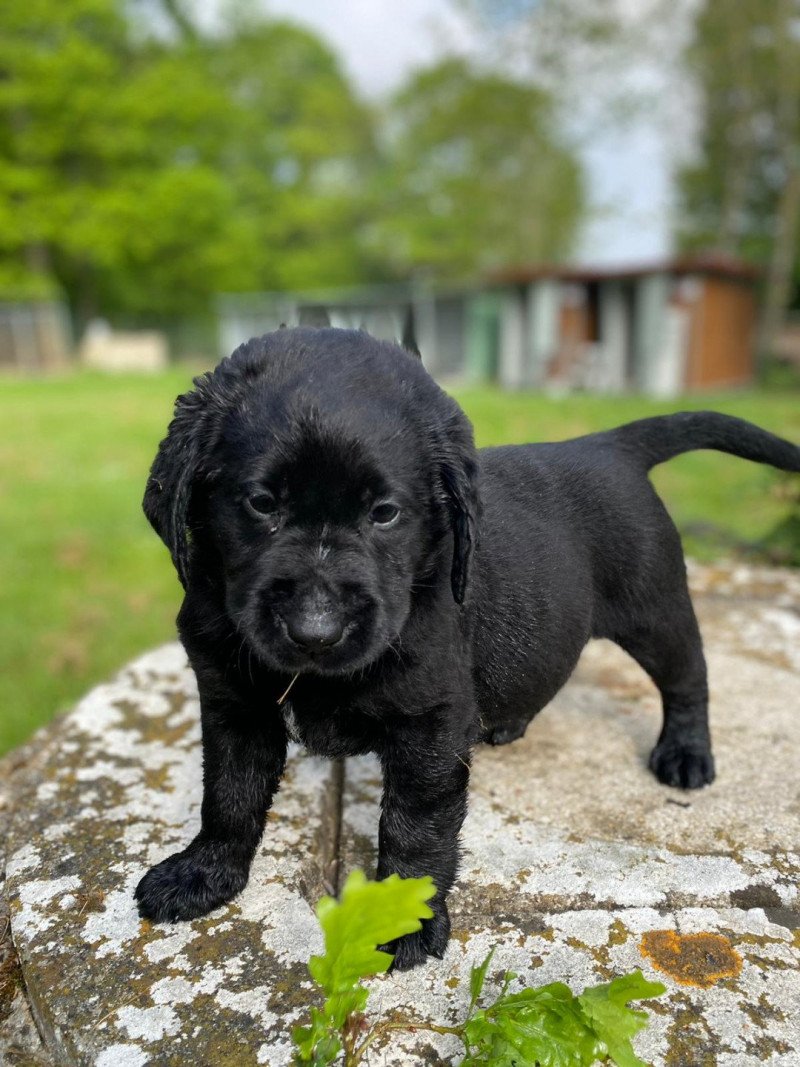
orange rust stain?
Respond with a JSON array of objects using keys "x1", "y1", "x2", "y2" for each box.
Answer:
[{"x1": 639, "y1": 930, "x2": 742, "y2": 989}]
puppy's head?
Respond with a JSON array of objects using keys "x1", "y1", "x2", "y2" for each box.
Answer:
[{"x1": 144, "y1": 328, "x2": 477, "y2": 676}]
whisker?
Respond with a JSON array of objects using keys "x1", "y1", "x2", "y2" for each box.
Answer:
[{"x1": 277, "y1": 673, "x2": 300, "y2": 705}]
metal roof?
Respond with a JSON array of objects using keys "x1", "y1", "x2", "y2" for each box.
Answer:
[{"x1": 487, "y1": 252, "x2": 760, "y2": 286}]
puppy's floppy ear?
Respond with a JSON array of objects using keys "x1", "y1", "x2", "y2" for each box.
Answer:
[
  {"x1": 436, "y1": 412, "x2": 479, "y2": 604},
  {"x1": 143, "y1": 377, "x2": 214, "y2": 589}
]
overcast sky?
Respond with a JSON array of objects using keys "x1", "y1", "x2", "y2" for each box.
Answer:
[{"x1": 201, "y1": 0, "x2": 688, "y2": 265}]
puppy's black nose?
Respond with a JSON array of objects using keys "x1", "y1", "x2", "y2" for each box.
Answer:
[{"x1": 285, "y1": 611, "x2": 344, "y2": 651}]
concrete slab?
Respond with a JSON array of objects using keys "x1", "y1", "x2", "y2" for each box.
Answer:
[
  {"x1": 3, "y1": 562, "x2": 799, "y2": 1065},
  {"x1": 0, "y1": 740, "x2": 52, "y2": 1066}
]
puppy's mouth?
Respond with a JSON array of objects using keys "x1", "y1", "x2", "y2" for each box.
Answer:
[{"x1": 233, "y1": 584, "x2": 399, "y2": 677}]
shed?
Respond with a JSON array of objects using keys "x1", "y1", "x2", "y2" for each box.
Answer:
[{"x1": 485, "y1": 255, "x2": 759, "y2": 396}]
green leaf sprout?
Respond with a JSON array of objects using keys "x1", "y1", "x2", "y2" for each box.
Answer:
[{"x1": 292, "y1": 870, "x2": 666, "y2": 1067}]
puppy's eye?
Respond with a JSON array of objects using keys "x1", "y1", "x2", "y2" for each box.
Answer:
[
  {"x1": 244, "y1": 492, "x2": 278, "y2": 520},
  {"x1": 369, "y1": 502, "x2": 400, "y2": 527}
]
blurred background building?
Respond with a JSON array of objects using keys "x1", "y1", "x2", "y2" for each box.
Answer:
[{"x1": 219, "y1": 254, "x2": 758, "y2": 395}]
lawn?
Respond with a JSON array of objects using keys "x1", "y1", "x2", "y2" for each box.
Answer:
[{"x1": 1, "y1": 370, "x2": 798, "y2": 755}]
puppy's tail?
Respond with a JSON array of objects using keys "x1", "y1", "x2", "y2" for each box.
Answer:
[{"x1": 613, "y1": 411, "x2": 800, "y2": 473}]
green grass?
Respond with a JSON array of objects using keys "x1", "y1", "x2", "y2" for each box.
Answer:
[
  {"x1": 1, "y1": 370, "x2": 798, "y2": 755},
  {"x1": 0, "y1": 369, "x2": 195, "y2": 754}
]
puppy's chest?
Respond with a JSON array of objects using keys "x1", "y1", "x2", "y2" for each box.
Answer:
[{"x1": 281, "y1": 699, "x2": 380, "y2": 758}]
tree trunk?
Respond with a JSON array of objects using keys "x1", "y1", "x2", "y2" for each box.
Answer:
[
  {"x1": 159, "y1": 0, "x2": 197, "y2": 41},
  {"x1": 24, "y1": 242, "x2": 51, "y2": 277},
  {"x1": 757, "y1": 153, "x2": 800, "y2": 369},
  {"x1": 755, "y1": 0, "x2": 800, "y2": 373}
]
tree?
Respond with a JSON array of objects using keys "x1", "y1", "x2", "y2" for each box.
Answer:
[
  {"x1": 676, "y1": 0, "x2": 800, "y2": 358},
  {"x1": 0, "y1": 1, "x2": 249, "y2": 320},
  {"x1": 0, "y1": 2, "x2": 382, "y2": 324},
  {"x1": 372, "y1": 58, "x2": 584, "y2": 279},
  {"x1": 455, "y1": 0, "x2": 666, "y2": 134},
  {"x1": 208, "y1": 17, "x2": 383, "y2": 293}
]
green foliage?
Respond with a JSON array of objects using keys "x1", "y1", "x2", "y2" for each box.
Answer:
[
  {"x1": 205, "y1": 19, "x2": 382, "y2": 295},
  {"x1": 292, "y1": 869, "x2": 665, "y2": 1067},
  {"x1": 460, "y1": 967, "x2": 664, "y2": 1066},
  {"x1": 464, "y1": 982, "x2": 597, "y2": 1065},
  {"x1": 761, "y1": 472, "x2": 800, "y2": 566},
  {"x1": 469, "y1": 945, "x2": 497, "y2": 1011},
  {"x1": 0, "y1": 4, "x2": 584, "y2": 322},
  {"x1": 676, "y1": 0, "x2": 799, "y2": 265},
  {"x1": 292, "y1": 869, "x2": 436, "y2": 1064},
  {"x1": 578, "y1": 974, "x2": 666, "y2": 1067},
  {"x1": 371, "y1": 58, "x2": 584, "y2": 279},
  {"x1": 0, "y1": 3, "x2": 382, "y2": 322}
]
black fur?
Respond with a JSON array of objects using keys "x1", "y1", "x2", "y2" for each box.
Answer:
[{"x1": 135, "y1": 327, "x2": 800, "y2": 968}]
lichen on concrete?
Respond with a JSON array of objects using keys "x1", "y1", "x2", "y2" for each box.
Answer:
[{"x1": 4, "y1": 646, "x2": 333, "y2": 1066}]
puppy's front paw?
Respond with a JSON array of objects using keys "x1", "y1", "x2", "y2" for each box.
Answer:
[
  {"x1": 649, "y1": 740, "x2": 715, "y2": 790},
  {"x1": 380, "y1": 904, "x2": 451, "y2": 971},
  {"x1": 135, "y1": 841, "x2": 249, "y2": 923}
]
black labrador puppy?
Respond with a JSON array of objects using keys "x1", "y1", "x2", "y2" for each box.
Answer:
[{"x1": 135, "y1": 327, "x2": 800, "y2": 968}]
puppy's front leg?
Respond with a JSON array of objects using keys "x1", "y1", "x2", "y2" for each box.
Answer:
[
  {"x1": 135, "y1": 658, "x2": 287, "y2": 923},
  {"x1": 377, "y1": 714, "x2": 470, "y2": 970}
]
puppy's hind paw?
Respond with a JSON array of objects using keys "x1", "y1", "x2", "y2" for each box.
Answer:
[
  {"x1": 649, "y1": 740, "x2": 715, "y2": 790},
  {"x1": 135, "y1": 841, "x2": 249, "y2": 923},
  {"x1": 380, "y1": 906, "x2": 451, "y2": 971},
  {"x1": 484, "y1": 720, "x2": 529, "y2": 746}
]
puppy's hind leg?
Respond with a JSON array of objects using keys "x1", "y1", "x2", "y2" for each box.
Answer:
[{"x1": 612, "y1": 592, "x2": 715, "y2": 790}]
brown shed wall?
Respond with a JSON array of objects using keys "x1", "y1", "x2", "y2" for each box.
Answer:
[
  {"x1": 686, "y1": 278, "x2": 755, "y2": 389},
  {"x1": 549, "y1": 294, "x2": 592, "y2": 379}
]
